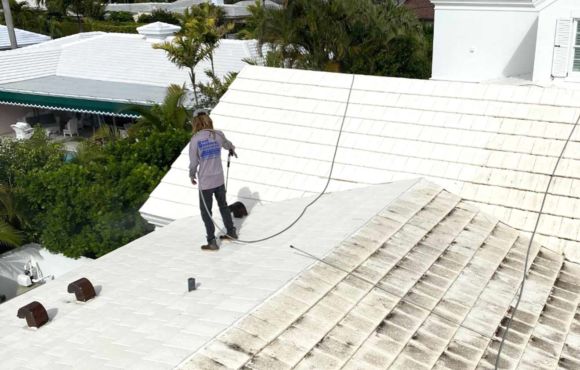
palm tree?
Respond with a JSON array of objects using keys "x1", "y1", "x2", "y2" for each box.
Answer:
[
  {"x1": 179, "y1": 4, "x2": 233, "y2": 76},
  {"x1": 198, "y1": 71, "x2": 237, "y2": 107},
  {"x1": 237, "y1": 1, "x2": 267, "y2": 40},
  {"x1": 241, "y1": 0, "x2": 429, "y2": 78},
  {"x1": 154, "y1": 27, "x2": 211, "y2": 106},
  {"x1": 0, "y1": 185, "x2": 22, "y2": 248},
  {"x1": 127, "y1": 84, "x2": 191, "y2": 136}
]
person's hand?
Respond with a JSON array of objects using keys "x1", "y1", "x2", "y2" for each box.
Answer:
[
  {"x1": 229, "y1": 149, "x2": 238, "y2": 158},
  {"x1": 191, "y1": 178, "x2": 197, "y2": 185}
]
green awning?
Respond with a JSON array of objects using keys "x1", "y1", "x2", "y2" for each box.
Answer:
[{"x1": 0, "y1": 90, "x2": 150, "y2": 118}]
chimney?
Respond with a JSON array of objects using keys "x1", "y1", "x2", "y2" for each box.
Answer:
[{"x1": 137, "y1": 22, "x2": 181, "y2": 42}]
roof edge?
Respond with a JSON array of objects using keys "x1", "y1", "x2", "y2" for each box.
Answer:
[{"x1": 431, "y1": 0, "x2": 539, "y2": 10}]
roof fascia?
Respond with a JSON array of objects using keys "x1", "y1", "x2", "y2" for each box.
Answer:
[{"x1": 431, "y1": 0, "x2": 539, "y2": 11}]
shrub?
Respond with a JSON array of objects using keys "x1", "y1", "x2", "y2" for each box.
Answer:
[
  {"x1": 4, "y1": 125, "x2": 189, "y2": 258},
  {"x1": 87, "y1": 20, "x2": 142, "y2": 33},
  {"x1": 137, "y1": 9, "x2": 179, "y2": 25},
  {"x1": 106, "y1": 11, "x2": 135, "y2": 23}
]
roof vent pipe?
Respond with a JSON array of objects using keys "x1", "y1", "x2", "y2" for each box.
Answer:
[{"x1": 136, "y1": 22, "x2": 181, "y2": 42}]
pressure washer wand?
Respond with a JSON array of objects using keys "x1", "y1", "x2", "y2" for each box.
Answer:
[{"x1": 225, "y1": 151, "x2": 233, "y2": 192}]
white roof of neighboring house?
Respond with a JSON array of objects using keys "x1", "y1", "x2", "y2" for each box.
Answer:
[
  {"x1": 141, "y1": 65, "x2": 580, "y2": 263},
  {"x1": 0, "y1": 28, "x2": 258, "y2": 108},
  {"x1": 106, "y1": 0, "x2": 281, "y2": 17},
  {"x1": 2, "y1": 179, "x2": 579, "y2": 369},
  {"x1": 0, "y1": 179, "x2": 415, "y2": 369},
  {"x1": 0, "y1": 24, "x2": 51, "y2": 50}
]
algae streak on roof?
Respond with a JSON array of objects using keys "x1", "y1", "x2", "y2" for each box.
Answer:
[
  {"x1": 142, "y1": 65, "x2": 580, "y2": 263},
  {"x1": 182, "y1": 179, "x2": 580, "y2": 370}
]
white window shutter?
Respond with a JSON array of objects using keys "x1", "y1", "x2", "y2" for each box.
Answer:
[{"x1": 552, "y1": 19, "x2": 572, "y2": 78}]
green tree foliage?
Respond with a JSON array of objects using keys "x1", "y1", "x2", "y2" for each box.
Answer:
[
  {"x1": 154, "y1": 4, "x2": 234, "y2": 107},
  {"x1": 241, "y1": 0, "x2": 431, "y2": 79},
  {"x1": 128, "y1": 84, "x2": 192, "y2": 136},
  {"x1": 36, "y1": 0, "x2": 106, "y2": 32},
  {"x1": 198, "y1": 71, "x2": 237, "y2": 107},
  {"x1": 12, "y1": 128, "x2": 189, "y2": 258},
  {"x1": 0, "y1": 129, "x2": 64, "y2": 187},
  {"x1": 106, "y1": 11, "x2": 134, "y2": 23},
  {"x1": 179, "y1": 4, "x2": 234, "y2": 75},
  {"x1": 179, "y1": 3, "x2": 226, "y2": 27},
  {"x1": 0, "y1": 185, "x2": 23, "y2": 250},
  {"x1": 0, "y1": 130, "x2": 62, "y2": 247},
  {"x1": 154, "y1": 27, "x2": 211, "y2": 106},
  {"x1": 0, "y1": 106, "x2": 190, "y2": 258},
  {"x1": 137, "y1": 9, "x2": 179, "y2": 25},
  {"x1": 84, "y1": 19, "x2": 140, "y2": 33},
  {"x1": 0, "y1": 0, "x2": 62, "y2": 37}
]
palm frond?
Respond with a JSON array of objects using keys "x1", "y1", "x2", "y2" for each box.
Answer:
[{"x1": 0, "y1": 220, "x2": 21, "y2": 248}]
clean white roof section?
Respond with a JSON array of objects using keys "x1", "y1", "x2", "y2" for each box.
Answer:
[
  {"x1": 142, "y1": 65, "x2": 580, "y2": 262},
  {"x1": 0, "y1": 180, "x2": 415, "y2": 369},
  {"x1": 0, "y1": 28, "x2": 259, "y2": 104},
  {"x1": 0, "y1": 24, "x2": 51, "y2": 50}
]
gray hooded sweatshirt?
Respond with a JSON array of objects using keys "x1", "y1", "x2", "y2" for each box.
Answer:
[{"x1": 189, "y1": 129, "x2": 235, "y2": 190}]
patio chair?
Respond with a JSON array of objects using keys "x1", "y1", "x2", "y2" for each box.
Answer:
[
  {"x1": 63, "y1": 118, "x2": 79, "y2": 137},
  {"x1": 10, "y1": 122, "x2": 34, "y2": 140}
]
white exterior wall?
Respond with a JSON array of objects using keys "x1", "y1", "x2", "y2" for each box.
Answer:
[
  {"x1": 432, "y1": 8, "x2": 539, "y2": 82},
  {"x1": 0, "y1": 105, "x2": 29, "y2": 135},
  {"x1": 533, "y1": 0, "x2": 580, "y2": 83}
]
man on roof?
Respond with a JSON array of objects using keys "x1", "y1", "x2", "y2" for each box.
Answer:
[{"x1": 189, "y1": 112, "x2": 238, "y2": 251}]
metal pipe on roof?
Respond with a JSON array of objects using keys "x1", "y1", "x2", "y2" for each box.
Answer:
[{"x1": 0, "y1": 0, "x2": 18, "y2": 49}]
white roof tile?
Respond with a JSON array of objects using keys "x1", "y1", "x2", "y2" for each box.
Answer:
[
  {"x1": 181, "y1": 180, "x2": 580, "y2": 370},
  {"x1": 0, "y1": 32, "x2": 258, "y2": 103},
  {"x1": 1, "y1": 180, "x2": 419, "y2": 369},
  {"x1": 0, "y1": 25, "x2": 51, "y2": 50},
  {"x1": 143, "y1": 66, "x2": 580, "y2": 262}
]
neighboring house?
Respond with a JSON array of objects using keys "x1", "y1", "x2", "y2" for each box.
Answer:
[
  {"x1": 0, "y1": 24, "x2": 51, "y2": 50},
  {"x1": 142, "y1": 65, "x2": 580, "y2": 263},
  {"x1": 1, "y1": 179, "x2": 578, "y2": 369},
  {"x1": 431, "y1": 0, "x2": 580, "y2": 84},
  {"x1": 106, "y1": 0, "x2": 281, "y2": 19},
  {"x1": 0, "y1": 22, "x2": 259, "y2": 134}
]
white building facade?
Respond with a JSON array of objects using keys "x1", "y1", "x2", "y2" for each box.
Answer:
[{"x1": 431, "y1": 0, "x2": 580, "y2": 85}]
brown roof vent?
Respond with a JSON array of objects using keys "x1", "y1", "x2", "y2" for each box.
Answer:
[
  {"x1": 17, "y1": 301, "x2": 49, "y2": 329},
  {"x1": 67, "y1": 278, "x2": 96, "y2": 302}
]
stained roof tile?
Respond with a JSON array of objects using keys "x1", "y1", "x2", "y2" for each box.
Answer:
[{"x1": 182, "y1": 179, "x2": 580, "y2": 370}]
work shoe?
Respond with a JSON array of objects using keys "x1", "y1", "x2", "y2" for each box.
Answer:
[
  {"x1": 201, "y1": 239, "x2": 219, "y2": 251},
  {"x1": 219, "y1": 230, "x2": 238, "y2": 241}
]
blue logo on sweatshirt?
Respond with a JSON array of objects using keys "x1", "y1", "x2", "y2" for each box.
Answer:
[{"x1": 198, "y1": 139, "x2": 221, "y2": 160}]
